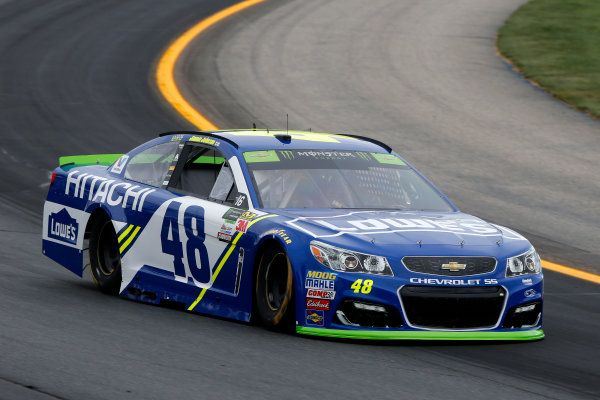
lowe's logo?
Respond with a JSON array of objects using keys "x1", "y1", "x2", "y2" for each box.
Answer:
[{"x1": 48, "y1": 208, "x2": 78, "y2": 244}]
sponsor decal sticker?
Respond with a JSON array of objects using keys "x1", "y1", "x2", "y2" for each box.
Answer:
[
  {"x1": 110, "y1": 155, "x2": 129, "y2": 174},
  {"x1": 234, "y1": 193, "x2": 247, "y2": 208},
  {"x1": 307, "y1": 289, "x2": 336, "y2": 300},
  {"x1": 410, "y1": 277, "x2": 498, "y2": 285},
  {"x1": 522, "y1": 278, "x2": 533, "y2": 285},
  {"x1": 222, "y1": 207, "x2": 243, "y2": 223},
  {"x1": 441, "y1": 262, "x2": 467, "y2": 272},
  {"x1": 65, "y1": 170, "x2": 155, "y2": 212},
  {"x1": 306, "y1": 270, "x2": 337, "y2": 280},
  {"x1": 266, "y1": 229, "x2": 292, "y2": 244},
  {"x1": 170, "y1": 134, "x2": 184, "y2": 142},
  {"x1": 217, "y1": 232, "x2": 233, "y2": 242},
  {"x1": 371, "y1": 153, "x2": 406, "y2": 165},
  {"x1": 189, "y1": 136, "x2": 218, "y2": 146},
  {"x1": 48, "y1": 208, "x2": 79, "y2": 245},
  {"x1": 306, "y1": 298, "x2": 330, "y2": 311},
  {"x1": 524, "y1": 289, "x2": 537, "y2": 297},
  {"x1": 305, "y1": 309, "x2": 324, "y2": 326},
  {"x1": 243, "y1": 150, "x2": 280, "y2": 163},
  {"x1": 296, "y1": 150, "x2": 355, "y2": 159}
]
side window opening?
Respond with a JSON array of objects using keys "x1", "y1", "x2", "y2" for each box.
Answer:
[
  {"x1": 171, "y1": 144, "x2": 238, "y2": 203},
  {"x1": 124, "y1": 141, "x2": 178, "y2": 187}
]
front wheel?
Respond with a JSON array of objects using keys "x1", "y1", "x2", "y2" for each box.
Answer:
[
  {"x1": 89, "y1": 217, "x2": 122, "y2": 295},
  {"x1": 255, "y1": 244, "x2": 294, "y2": 331}
]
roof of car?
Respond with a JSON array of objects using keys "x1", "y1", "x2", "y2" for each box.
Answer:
[{"x1": 160, "y1": 130, "x2": 393, "y2": 153}]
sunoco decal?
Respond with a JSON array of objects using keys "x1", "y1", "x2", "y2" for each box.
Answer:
[
  {"x1": 305, "y1": 309, "x2": 324, "y2": 326},
  {"x1": 48, "y1": 208, "x2": 79, "y2": 245}
]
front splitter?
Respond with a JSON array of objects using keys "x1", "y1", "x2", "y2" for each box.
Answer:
[{"x1": 296, "y1": 327, "x2": 545, "y2": 341}]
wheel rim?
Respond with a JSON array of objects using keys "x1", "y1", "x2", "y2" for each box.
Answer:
[
  {"x1": 264, "y1": 252, "x2": 288, "y2": 311},
  {"x1": 97, "y1": 222, "x2": 120, "y2": 276}
]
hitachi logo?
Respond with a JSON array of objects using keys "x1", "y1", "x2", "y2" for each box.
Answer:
[{"x1": 65, "y1": 170, "x2": 154, "y2": 212}]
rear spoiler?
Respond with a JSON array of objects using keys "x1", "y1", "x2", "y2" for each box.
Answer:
[{"x1": 59, "y1": 154, "x2": 123, "y2": 169}]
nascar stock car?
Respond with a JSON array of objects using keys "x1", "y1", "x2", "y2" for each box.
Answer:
[{"x1": 42, "y1": 130, "x2": 544, "y2": 340}]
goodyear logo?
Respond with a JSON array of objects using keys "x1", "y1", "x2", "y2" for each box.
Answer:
[
  {"x1": 305, "y1": 309, "x2": 324, "y2": 326},
  {"x1": 48, "y1": 208, "x2": 78, "y2": 245}
]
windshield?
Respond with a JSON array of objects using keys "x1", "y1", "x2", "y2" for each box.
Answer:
[{"x1": 244, "y1": 150, "x2": 453, "y2": 211}]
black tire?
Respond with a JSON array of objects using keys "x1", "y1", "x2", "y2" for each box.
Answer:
[
  {"x1": 255, "y1": 244, "x2": 295, "y2": 331},
  {"x1": 89, "y1": 216, "x2": 122, "y2": 295}
]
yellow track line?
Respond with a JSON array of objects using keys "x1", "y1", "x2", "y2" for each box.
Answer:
[
  {"x1": 156, "y1": 0, "x2": 266, "y2": 130},
  {"x1": 155, "y1": 0, "x2": 600, "y2": 286}
]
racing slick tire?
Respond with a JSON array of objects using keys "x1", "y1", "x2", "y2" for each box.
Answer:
[
  {"x1": 255, "y1": 244, "x2": 295, "y2": 331},
  {"x1": 89, "y1": 216, "x2": 122, "y2": 295}
]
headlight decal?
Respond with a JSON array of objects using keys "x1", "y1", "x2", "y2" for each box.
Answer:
[
  {"x1": 309, "y1": 240, "x2": 394, "y2": 276},
  {"x1": 506, "y1": 247, "x2": 542, "y2": 277}
]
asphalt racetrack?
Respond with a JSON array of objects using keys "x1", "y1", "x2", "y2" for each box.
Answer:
[{"x1": 0, "y1": 0, "x2": 598, "y2": 399}]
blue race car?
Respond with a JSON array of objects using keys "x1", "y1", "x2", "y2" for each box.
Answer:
[{"x1": 43, "y1": 130, "x2": 544, "y2": 340}]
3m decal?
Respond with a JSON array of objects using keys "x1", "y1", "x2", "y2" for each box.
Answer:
[
  {"x1": 47, "y1": 208, "x2": 78, "y2": 245},
  {"x1": 305, "y1": 309, "x2": 324, "y2": 326},
  {"x1": 409, "y1": 277, "x2": 499, "y2": 285},
  {"x1": 65, "y1": 170, "x2": 154, "y2": 212},
  {"x1": 307, "y1": 289, "x2": 336, "y2": 300},
  {"x1": 306, "y1": 298, "x2": 330, "y2": 311},
  {"x1": 110, "y1": 155, "x2": 129, "y2": 174},
  {"x1": 160, "y1": 203, "x2": 210, "y2": 286},
  {"x1": 351, "y1": 279, "x2": 373, "y2": 294},
  {"x1": 235, "y1": 219, "x2": 249, "y2": 233}
]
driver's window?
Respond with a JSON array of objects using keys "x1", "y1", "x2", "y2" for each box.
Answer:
[
  {"x1": 124, "y1": 141, "x2": 178, "y2": 187},
  {"x1": 170, "y1": 144, "x2": 238, "y2": 203}
]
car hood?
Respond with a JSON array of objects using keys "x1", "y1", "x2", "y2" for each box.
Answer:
[{"x1": 276, "y1": 209, "x2": 526, "y2": 250}]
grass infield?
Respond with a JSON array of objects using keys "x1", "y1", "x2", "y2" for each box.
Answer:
[{"x1": 497, "y1": 0, "x2": 600, "y2": 118}]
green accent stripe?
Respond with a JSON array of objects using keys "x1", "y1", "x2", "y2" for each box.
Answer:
[
  {"x1": 296, "y1": 327, "x2": 545, "y2": 341},
  {"x1": 59, "y1": 154, "x2": 123, "y2": 167}
]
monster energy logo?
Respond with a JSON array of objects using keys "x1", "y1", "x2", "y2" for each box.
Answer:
[
  {"x1": 356, "y1": 152, "x2": 371, "y2": 161},
  {"x1": 279, "y1": 150, "x2": 295, "y2": 160}
]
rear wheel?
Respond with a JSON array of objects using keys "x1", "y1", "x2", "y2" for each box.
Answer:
[
  {"x1": 255, "y1": 244, "x2": 294, "y2": 330},
  {"x1": 89, "y1": 217, "x2": 122, "y2": 295}
]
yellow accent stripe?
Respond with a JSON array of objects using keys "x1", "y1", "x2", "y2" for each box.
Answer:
[
  {"x1": 156, "y1": 0, "x2": 266, "y2": 131},
  {"x1": 187, "y1": 214, "x2": 277, "y2": 311},
  {"x1": 542, "y1": 260, "x2": 600, "y2": 285},
  {"x1": 119, "y1": 226, "x2": 141, "y2": 254},
  {"x1": 156, "y1": 0, "x2": 600, "y2": 287},
  {"x1": 118, "y1": 225, "x2": 134, "y2": 243}
]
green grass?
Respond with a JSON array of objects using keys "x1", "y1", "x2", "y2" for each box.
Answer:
[{"x1": 497, "y1": 0, "x2": 600, "y2": 118}]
